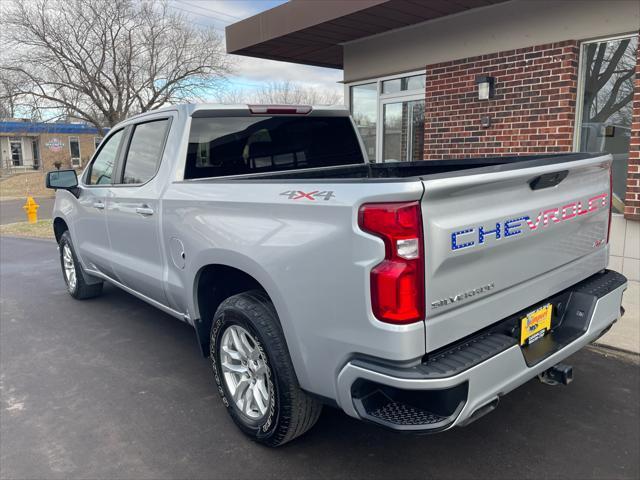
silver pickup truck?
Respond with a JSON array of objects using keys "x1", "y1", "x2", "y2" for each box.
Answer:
[{"x1": 47, "y1": 104, "x2": 627, "y2": 446}]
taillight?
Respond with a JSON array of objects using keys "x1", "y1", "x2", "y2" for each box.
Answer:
[
  {"x1": 607, "y1": 165, "x2": 613, "y2": 243},
  {"x1": 358, "y1": 201, "x2": 425, "y2": 324}
]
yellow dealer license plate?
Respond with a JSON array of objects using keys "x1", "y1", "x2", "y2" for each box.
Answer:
[{"x1": 520, "y1": 304, "x2": 552, "y2": 346}]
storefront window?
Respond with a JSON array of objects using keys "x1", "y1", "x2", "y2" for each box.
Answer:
[
  {"x1": 350, "y1": 83, "x2": 377, "y2": 160},
  {"x1": 382, "y1": 74, "x2": 425, "y2": 94},
  {"x1": 578, "y1": 35, "x2": 638, "y2": 213},
  {"x1": 350, "y1": 72, "x2": 426, "y2": 163},
  {"x1": 32, "y1": 139, "x2": 39, "y2": 169},
  {"x1": 69, "y1": 136, "x2": 81, "y2": 166}
]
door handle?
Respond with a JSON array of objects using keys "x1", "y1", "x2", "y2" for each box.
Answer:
[
  {"x1": 135, "y1": 206, "x2": 154, "y2": 216},
  {"x1": 93, "y1": 201, "x2": 105, "y2": 210}
]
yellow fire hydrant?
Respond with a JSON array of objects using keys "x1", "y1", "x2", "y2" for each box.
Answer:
[{"x1": 23, "y1": 196, "x2": 39, "y2": 224}]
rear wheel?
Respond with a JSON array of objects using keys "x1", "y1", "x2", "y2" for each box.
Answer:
[
  {"x1": 219, "y1": 324, "x2": 271, "y2": 419},
  {"x1": 58, "y1": 231, "x2": 103, "y2": 299},
  {"x1": 211, "y1": 290, "x2": 322, "y2": 447}
]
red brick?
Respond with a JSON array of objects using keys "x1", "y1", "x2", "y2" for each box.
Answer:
[
  {"x1": 422, "y1": 36, "x2": 639, "y2": 220},
  {"x1": 424, "y1": 41, "x2": 579, "y2": 160}
]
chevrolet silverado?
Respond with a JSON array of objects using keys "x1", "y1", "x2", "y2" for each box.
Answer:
[{"x1": 46, "y1": 104, "x2": 627, "y2": 446}]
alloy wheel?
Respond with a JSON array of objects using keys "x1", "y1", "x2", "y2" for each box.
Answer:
[
  {"x1": 220, "y1": 325, "x2": 271, "y2": 419},
  {"x1": 62, "y1": 244, "x2": 77, "y2": 291}
]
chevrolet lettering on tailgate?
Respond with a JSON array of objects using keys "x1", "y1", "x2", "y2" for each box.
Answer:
[{"x1": 451, "y1": 193, "x2": 609, "y2": 251}]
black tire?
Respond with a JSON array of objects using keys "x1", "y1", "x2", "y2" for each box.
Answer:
[
  {"x1": 210, "y1": 290, "x2": 322, "y2": 447},
  {"x1": 58, "y1": 230, "x2": 103, "y2": 300}
]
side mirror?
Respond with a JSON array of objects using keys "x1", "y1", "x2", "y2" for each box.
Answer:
[{"x1": 46, "y1": 169, "x2": 78, "y2": 191}]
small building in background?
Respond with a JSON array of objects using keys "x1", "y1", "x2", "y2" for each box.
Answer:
[{"x1": 0, "y1": 119, "x2": 104, "y2": 171}]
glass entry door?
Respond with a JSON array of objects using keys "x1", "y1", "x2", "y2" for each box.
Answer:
[
  {"x1": 381, "y1": 98, "x2": 425, "y2": 162},
  {"x1": 9, "y1": 138, "x2": 23, "y2": 166}
]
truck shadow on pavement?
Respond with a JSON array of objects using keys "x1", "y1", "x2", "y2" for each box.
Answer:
[{"x1": 1, "y1": 240, "x2": 638, "y2": 480}]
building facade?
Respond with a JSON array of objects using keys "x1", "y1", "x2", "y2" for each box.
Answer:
[
  {"x1": 0, "y1": 120, "x2": 104, "y2": 171},
  {"x1": 226, "y1": 0, "x2": 640, "y2": 280}
]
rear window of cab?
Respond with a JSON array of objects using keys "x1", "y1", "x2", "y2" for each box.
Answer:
[{"x1": 184, "y1": 116, "x2": 364, "y2": 179}]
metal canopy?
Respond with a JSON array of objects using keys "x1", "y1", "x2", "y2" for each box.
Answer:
[{"x1": 225, "y1": 0, "x2": 508, "y2": 69}]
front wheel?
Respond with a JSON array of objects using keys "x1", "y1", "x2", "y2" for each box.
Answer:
[
  {"x1": 210, "y1": 290, "x2": 322, "y2": 447},
  {"x1": 58, "y1": 231, "x2": 103, "y2": 300}
]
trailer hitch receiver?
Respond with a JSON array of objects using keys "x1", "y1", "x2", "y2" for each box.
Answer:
[{"x1": 539, "y1": 363, "x2": 573, "y2": 386}]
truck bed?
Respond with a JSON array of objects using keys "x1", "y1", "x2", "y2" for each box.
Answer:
[
  {"x1": 183, "y1": 153, "x2": 603, "y2": 182},
  {"x1": 177, "y1": 151, "x2": 612, "y2": 355}
]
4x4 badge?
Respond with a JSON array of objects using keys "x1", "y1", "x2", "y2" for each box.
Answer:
[{"x1": 280, "y1": 190, "x2": 335, "y2": 201}]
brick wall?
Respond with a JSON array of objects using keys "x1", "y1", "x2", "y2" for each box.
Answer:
[
  {"x1": 423, "y1": 41, "x2": 579, "y2": 159},
  {"x1": 626, "y1": 38, "x2": 640, "y2": 220}
]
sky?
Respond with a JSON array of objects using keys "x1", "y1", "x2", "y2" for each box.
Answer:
[{"x1": 167, "y1": 0, "x2": 344, "y2": 100}]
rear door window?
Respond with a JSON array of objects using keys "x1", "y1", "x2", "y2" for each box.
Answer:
[
  {"x1": 120, "y1": 119, "x2": 170, "y2": 184},
  {"x1": 184, "y1": 116, "x2": 364, "y2": 179}
]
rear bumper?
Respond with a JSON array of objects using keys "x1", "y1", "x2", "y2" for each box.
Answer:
[{"x1": 335, "y1": 270, "x2": 627, "y2": 432}]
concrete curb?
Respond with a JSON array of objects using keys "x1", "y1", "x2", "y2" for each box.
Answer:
[
  {"x1": 588, "y1": 344, "x2": 640, "y2": 365},
  {"x1": 590, "y1": 342, "x2": 640, "y2": 359}
]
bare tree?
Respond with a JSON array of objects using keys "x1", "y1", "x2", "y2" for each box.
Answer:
[
  {"x1": 0, "y1": 75, "x2": 18, "y2": 119},
  {"x1": 213, "y1": 81, "x2": 343, "y2": 106},
  {"x1": 0, "y1": 0, "x2": 231, "y2": 133},
  {"x1": 253, "y1": 81, "x2": 343, "y2": 105},
  {"x1": 214, "y1": 88, "x2": 249, "y2": 105}
]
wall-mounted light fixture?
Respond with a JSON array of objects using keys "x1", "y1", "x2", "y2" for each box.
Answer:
[{"x1": 476, "y1": 76, "x2": 495, "y2": 100}]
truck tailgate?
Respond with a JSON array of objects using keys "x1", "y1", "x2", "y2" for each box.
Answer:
[{"x1": 421, "y1": 155, "x2": 611, "y2": 352}]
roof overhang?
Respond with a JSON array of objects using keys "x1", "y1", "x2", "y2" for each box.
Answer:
[{"x1": 225, "y1": 0, "x2": 509, "y2": 69}]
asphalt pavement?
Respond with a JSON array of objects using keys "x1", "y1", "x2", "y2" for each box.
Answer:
[
  {"x1": 0, "y1": 197, "x2": 55, "y2": 225},
  {"x1": 1, "y1": 237, "x2": 639, "y2": 480}
]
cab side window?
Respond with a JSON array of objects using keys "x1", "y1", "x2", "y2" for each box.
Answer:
[
  {"x1": 88, "y1": 129, "x2": 124, "y2": 185},
  {"x1": 120, "y1": 119, "x2": 169, "y2": 184}
]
